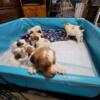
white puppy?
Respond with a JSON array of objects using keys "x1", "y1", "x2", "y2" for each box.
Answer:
[{"x1": 64, "y1": 23, "x2": 84, "y2": 42}]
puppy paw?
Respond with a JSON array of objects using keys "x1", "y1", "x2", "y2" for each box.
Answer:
[
  {"x1": 28, "y1": 67, "x2": 37, "y2": 74},
  {"x1": 43, "y1": 68, "x2": 56, "y2": 78}
]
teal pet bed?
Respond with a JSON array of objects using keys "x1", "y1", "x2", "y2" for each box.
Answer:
[{"x1": 0, "y1": 18, "x2": 100, "y2": 97}]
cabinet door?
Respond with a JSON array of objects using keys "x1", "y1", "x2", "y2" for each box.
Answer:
[
  {"x1": 36, "y1": 5, "x2": 46, "y2": 17},
  {"x1": 23, "y1": 6, "x2": 36, "y2": 17},
  {"x1": 23, "y1": 5, "x2": 46, "y2": 17}
]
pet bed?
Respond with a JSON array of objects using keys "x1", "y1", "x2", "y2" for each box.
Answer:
[{"x1": 0, "y1": 18, "x2": 100, "y2": 97}]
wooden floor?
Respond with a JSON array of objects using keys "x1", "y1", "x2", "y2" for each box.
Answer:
[{"x1": 0, "y1": 84, "x2": 100, "y2": 100}]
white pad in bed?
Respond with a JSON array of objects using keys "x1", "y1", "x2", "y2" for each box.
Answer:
[
  {"x1": 50, "y1": 40, "x2": 97, "y2": 77},
  {"x1": 0, "y1": 40, "x2": 98, "y2": 77}
]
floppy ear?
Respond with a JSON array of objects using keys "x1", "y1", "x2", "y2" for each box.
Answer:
[
  {"x1": 16, "y1": 41, "x2": 24, "y2": 47},
  {"x1": 14, "y1": 53, "x2": 22, "y2": 60}
]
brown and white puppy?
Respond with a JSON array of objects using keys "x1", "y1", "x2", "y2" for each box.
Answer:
[
  {"x1": 28, "y1": 25, "x2": 43, "y2": 38},
  {"x1": 27, "y1": 47, "x2": 56, "y2": 77},
  {"x1": 28, "y1": 25, "x2": 50, "y2": 48},
  {"x1": 29, "y1": 33, "x2": 50, "y2": 48}
]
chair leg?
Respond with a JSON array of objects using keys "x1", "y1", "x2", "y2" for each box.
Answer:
[{"x1": 94, "y1": 7, "x2": 100, "y2": 26}]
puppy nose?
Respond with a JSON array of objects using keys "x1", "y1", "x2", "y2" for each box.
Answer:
[
  {"x1": 34, "y1": 44, "x2": 37, "y2": 48},
  {"x1": 33, "y1": 36, "x2": 39, "y2": 41},
  {"x1": 34, "y1": 43, "x2": 39, "y2": 48},
  {"x1": 41, "y1": 35, "x2": 44, "y2": 38}
]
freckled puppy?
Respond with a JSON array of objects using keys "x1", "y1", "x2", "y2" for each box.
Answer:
[
  {"x1": 27, "y1": 47, "x2": 56, "y2": 77},
  {"x1": 28, "y1": 25, "x2": 50, "y2": 48}
]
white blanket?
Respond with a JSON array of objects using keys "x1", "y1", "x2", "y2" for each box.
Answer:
[{"x1": 50, "y1": 40, "x2": 97, "y2": 77}]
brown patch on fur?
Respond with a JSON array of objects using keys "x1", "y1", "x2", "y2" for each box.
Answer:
[
  {"x1": 14, "y1": 53, "x2": 21, "y2": 60},
  {"x1": 30, "y1": 47, "x2": 56, "y2": 77},
  {"x1": 17, "y1": 41, "x2": 24, "y2": 47},
  {"x1": 43, "y1": 67, "x2": 55, "y2": 77},
  {"x1": 26, "y1": 46, "x2": 34, "y2": 56}
]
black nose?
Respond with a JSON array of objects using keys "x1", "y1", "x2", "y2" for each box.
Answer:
[
  {"x1": 34, "y1": 44, "x2": 37, "y2": 48},
  {"x1": 41, "y1": 35, "x2": 44, "y2": 38}
]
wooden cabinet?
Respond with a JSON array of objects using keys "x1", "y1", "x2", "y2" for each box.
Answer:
[
  {"x1": 23, "y1": 4, "x2": 46, "y2": 17},
  {"x1": 0, "y1": 0, "x2": 21, "y2": 23},
  {"x1": 20, "y1": 0, "x2": 46, "y2": 17},
  {"x1": 0, "y1": 8, "x2": 20, "y2": 23}
]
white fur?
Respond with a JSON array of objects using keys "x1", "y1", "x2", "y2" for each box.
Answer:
[
  {"x1": 47, "y1": 50, "x2": 54, "y2": 63},
  {"x1": 28, "y1": 66, "x2": 37, "y2": 74},
  {"x1": 28, "y1": 25, "x2": 43, "y2": 34},
  {"x1": 42, "y1": 49, "x2": 54, "y2": 63},
  {"x1": 35, "y1": 38, "x2": 50, "y2": 48},
  {"x1": 0, "y1": 49, "x2": 27, "y2": 68},
  {"x1": 11, "y1": 41, "x2": 18, "y2": 53},
  {"x1": 64, "y1": 23, "x2": 84, "y2": 42}
]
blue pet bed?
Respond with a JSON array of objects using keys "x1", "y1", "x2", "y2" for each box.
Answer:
[{"x1": 0, "y1": 18, "x2": 100, "y2": 97}]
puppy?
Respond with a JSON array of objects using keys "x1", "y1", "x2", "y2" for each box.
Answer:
[
  {"x1": 64, "y1": 23, "x2": 84, "y2": 42},
  {"x1": 12, "y1": 39, "x2": 27, "y2": 59},
  {"x1": 27, "y1": 47, "x2": 56, "y2": 77},
  {"x1": 29, "y1": 33, "x2": 50, "y2": 48}
]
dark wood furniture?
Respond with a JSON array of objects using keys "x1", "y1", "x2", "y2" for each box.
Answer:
[
  {"x1": 0, "y1": 0, "x2": 21, "y2": 23},
  {"x1": 81, "y1": 0, "x2": 100, "y2": 22},
  {"x1": 20, "y1": 0, "x2": 46, "y2": 17}
]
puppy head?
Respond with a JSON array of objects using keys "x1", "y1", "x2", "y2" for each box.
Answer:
[
  {"x1": 28, "y1": 25, "x2": 43, "y2": 37},
  {"x1": 64, "y1": 23, "x2": 80, "y2": 31},
  {"x1": 11, "y1": 39, "x2": 26, "y2": 54},
  {"x1": 13, "y1": 48, "x2": 22, "y2": 60},
  {"x1": 13, "y1": 47, "x2": 26, "y2": 60},
  {"x1": 29, "y1": 34, "x2": 40, "y2": 47}
]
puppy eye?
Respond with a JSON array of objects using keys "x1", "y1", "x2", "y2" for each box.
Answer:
[
  {"x1": 34, "y1": 44, "x2": 37, "y2": 48},
  {"x1": 37, "y1": 30, "x2": 41, "y2": 34},
  {"x1": 41, "y1": 35, "x2": 44, "y2": 38},
  {"x1": 30, "y1": 31, "x2": 33, "y2": 34}
]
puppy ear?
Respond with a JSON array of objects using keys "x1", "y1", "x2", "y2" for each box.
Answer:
[
  {"x1": 17, "y1": 41, "x2": 24, "y2": 47},
  {"x1": 14, "y1": 53, "x2": 21, "y2": 60}
]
